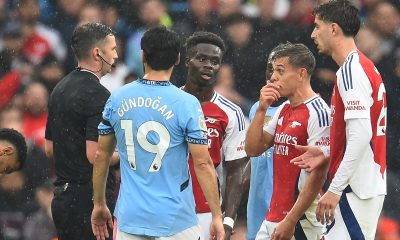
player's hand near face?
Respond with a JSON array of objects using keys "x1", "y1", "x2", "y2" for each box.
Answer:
[
  {"x1": 316, "y1": 191, "x2": 341, "y2": 225},
  {"x1": 209, "y1": 215, "x2": 225, "y2": 240},
  {"x1": 91, "y1": 204, "x2": 113, "y2": 240},
  {"x1": 290, "y1": 145, "x2": 328, "y2": 172},
  {"x1": 271, "y1": 218, "x2": 296, "y2": 240},
  {"x1": 258, "y1": 82, "x2": 281, "y2": 111}
]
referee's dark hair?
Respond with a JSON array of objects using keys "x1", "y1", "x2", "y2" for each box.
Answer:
[
  {"x1": 0, "y1": 128, "x2": 27, "y2": 170},
  {"x1": 141, "y1": 26, "x2": 181, "y2": 71},
  {"x1": 71, "y1": 22, "x2": 114, "y2": 61},
  {"x1": 313, "y1": 0, "x2": 360, "y2": 37},
  {"x1": 272, "y1": 42, "x2": 316, "y2": 77},
  {"x1": 185, "y1": 31, "x2": 226, "y2": 59}
]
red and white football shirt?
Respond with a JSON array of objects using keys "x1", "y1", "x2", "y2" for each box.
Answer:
[
  {"x1": 329, "y1": 50, "x2": 386, "y2": 199},
  {"x1": 188, "y1": 92, "x2": 246, "y2": 213},
  {"x1": 263, "y1": 96, "x2": 330, "y2": 222}
]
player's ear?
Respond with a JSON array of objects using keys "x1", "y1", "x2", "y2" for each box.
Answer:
[
  {"x1": 331, "y1": 23, "x2": 339, "y2": 35},
  {"x1": 92, "y1": 47, "x2": 100, "y2": 60},
  {"x1": 298, "y1": 68, "x2": 307, "y2": 81}
]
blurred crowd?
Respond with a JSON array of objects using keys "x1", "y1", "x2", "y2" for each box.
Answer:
[{"x1": 0, "y1": 0, "x2": 399, "y2": 239}]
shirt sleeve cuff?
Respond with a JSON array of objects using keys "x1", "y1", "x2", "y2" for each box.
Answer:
[
  {"x1": 328, "y1": 185, "x2": 344, "y2": 196},
  {"x1": 320, "y1": 146, "x2": 330, "y2": 158}
]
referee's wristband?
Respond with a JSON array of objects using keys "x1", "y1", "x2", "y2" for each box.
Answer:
[{"x1": 223, "y1": 217, "x2": 234, "y2": 229}]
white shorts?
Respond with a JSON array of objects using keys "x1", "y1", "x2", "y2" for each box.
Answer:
[
  {"x1": 115, "y1": 225, "x2": 201, "y2": 240},
  {"x1": 255, "y1": 218, "x2": 322, "y2": 240},
  {"x1": 197, "y1": 212, "x2": 212, "y2": 240},
  {"x1": 322, "y1": 188, "x2": 385, "y2": 240}
]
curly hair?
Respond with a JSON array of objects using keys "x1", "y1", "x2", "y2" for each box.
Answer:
[
  {"x1": 185, "y1": 31, "x2": 226, "y2": 58},
  {"x1": 0, "y1": 128, "x2": 27, "y2": 170}
]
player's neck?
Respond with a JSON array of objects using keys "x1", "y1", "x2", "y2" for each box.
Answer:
[
  {"x1": 143, "y1": 69, "x2": 173, "y2": 81},
  {"x1": 289, "y1": 86, "x2": 316, "y2": 108},
  {"x1": 182, "y1": 82, "x2": 214, "y2": 103},
  {"x1": 331, "y1": 37, "x2": 357, "y2": 66}
]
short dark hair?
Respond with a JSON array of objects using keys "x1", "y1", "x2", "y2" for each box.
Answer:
[
  {"x1": 71, "y1": 22, "x2": 114, "y2": 61},
  {"x1": 272, "y1": 43, "x2": 316, "y2": 76},
  {"x1": 185, "y1": 31, "x2": 226, "y2": 58},
  {"x1": 141, "y1": 26, "x2": 181, "y2": 70},
  {"x1": 313, "y1": 0, "x2": 360, "y2": 37},
  {"x1": 266, "y1": 44, "x2": 287, "y2": 79},
  {"x1": 0, "y1": 128, "x2": 27, "y2": 170}
]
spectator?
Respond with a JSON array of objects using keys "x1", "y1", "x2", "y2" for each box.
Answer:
[
  {"x1": 22, "y1": 82, "x2": 48, "y2": 150},
  {"x1": 125, "y1": 0, "x2": 172, "y2": 77},
  {"x1": 15, "y1": 0, "x2": 66, "y2": 64}
]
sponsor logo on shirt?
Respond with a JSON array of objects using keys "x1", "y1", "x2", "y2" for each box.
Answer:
[
  {"x1": 315, "y1": 136, "x2": 330, "y2": 146},
  {"x1": 274, "y1": 133, "x2": 298, "y2": 145},
  {"x1": 207, "y1": 128, "x2": 219, "y2": 138},
  {"x1": 274, "y1": 133, "x2": 298, "y2": 156},
  {"x1": 345, "y1": 100, "x2": 366, "y2": 111},
  {"x1": 236, "y1": 140, "x2": 245, "y2": 152}
]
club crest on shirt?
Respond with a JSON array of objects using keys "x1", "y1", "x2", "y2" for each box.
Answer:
[
  {"x1": 290, "y1": 121, "x2": 302, "y2": 128},
  {"x1": 205, "y1": 117, "x2": 219, "y2": 123}
]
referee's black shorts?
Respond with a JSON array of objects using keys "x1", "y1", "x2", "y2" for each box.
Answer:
[{"x1": 51, "y1": 182, "x2": 115, "y2": 240}]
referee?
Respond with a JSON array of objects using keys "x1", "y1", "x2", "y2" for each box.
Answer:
[{"x1": 45, "y1": 22, "x2": 119, "y2": 240}]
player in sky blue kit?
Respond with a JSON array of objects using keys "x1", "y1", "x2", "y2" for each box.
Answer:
[
  {"x1": 245, "y1": 45, "x2": 285, "y2": 240},
  {"x1": 91, "y1": 26, "x2": 224, "y2": 240}
]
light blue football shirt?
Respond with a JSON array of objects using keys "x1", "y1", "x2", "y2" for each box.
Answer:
[
  {"x1": 98, "y1": 79, "x2": 208, "y2": 237},
  {"x1": 246, "y1": 102, "x2": 278, "y2": 240}
]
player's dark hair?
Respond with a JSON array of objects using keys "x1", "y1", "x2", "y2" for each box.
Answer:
[
  {"x1": 0, "y1": 128, "x2": 27, "y2": 170},
  {"x1": 141, "y1": 26, "x2": 181, "y2": 70},
  {"x1": 266, "y1": 44, "x2": 287, "y2": 80},
  {"x1": 313, "y1": 0, "x2": 360, "y2": 37},
  {"x1": 71, "y1": 22, "x2": 114, "y2": 61},
  {"x1": 272, "y1": 43, "x2": 316, "y2": 76},
  {"x1": 185, "y1": 31, "x2": 226, "y2": 58}
]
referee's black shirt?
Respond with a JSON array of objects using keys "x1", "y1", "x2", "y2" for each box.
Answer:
[{"x1": 45, "y1": 69, "x2": 115, "y2": 190}]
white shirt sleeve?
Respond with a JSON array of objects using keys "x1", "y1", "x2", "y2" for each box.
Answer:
[
  {"x1": 337, "y1": 60, "x2": 372, "y2": 120},
  {"x1": 222, "y1": 107, "x2": 247, "y2": 161},
  {"x1": 328, "y1": 118, "x2": 372, "y2": 195}
]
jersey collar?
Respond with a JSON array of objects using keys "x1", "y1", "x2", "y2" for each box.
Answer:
[{"x1": 139, "y1": 79, "x2": 172, "y2": 86}]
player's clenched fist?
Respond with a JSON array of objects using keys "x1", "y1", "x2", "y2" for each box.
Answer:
[{"x1": 258, "y1": 82, "x2": 281, "y2": 111}]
